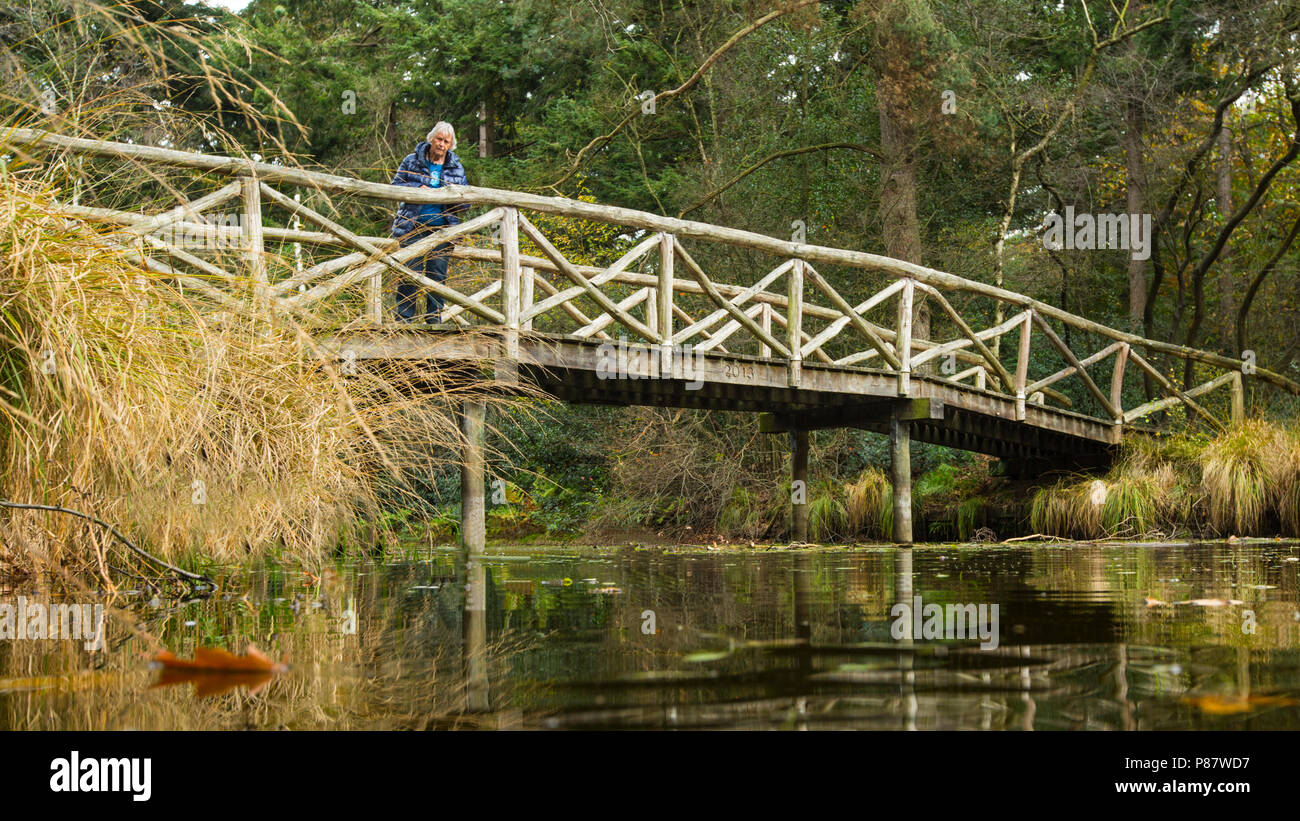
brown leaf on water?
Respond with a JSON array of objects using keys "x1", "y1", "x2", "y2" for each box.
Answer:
[
  {"x1": 1181, "y1": 694, "x2": 1299, "y2": 715},
  {"x1": 1144, "y1": 597, "x2": 1168, "y2": 607},
  {"x1": 153, "y1": 645, "x2": 289, "y2": 674},
  {"x1": 150, "y1": 645, "x2": 287, "y2": 698},
  {"x1": 151, "y1": 668, "x2": 275, "y2": 698}
]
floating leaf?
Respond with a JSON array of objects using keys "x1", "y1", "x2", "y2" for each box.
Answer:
[
  {"x1": 153, "y1": 645, "x2": 288, "y2": 674},
  {"x1": 152, "y1": 669, "x2": 275, "y2": 698},
  {"x1": 1182, "y1": 694, "x2": 1298, "y2": 715},
  {"x1": 150, "y1": 645, "x2": 288, "y2": 698}
]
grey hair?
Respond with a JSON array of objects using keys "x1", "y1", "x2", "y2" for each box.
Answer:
[{"x1": 426, "y1": 121, "x2": 457, "y2": 151}]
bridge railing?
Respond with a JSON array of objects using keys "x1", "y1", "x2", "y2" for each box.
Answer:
[{"x1": 10, "y1": 127, "x2": 1297, "y2": 438}]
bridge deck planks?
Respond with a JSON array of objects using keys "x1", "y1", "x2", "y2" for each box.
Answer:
[{"x1": 321, "y1": 328, "x2": 1118, "y2": 463}]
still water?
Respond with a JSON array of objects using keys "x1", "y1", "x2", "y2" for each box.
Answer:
[{"x1": 2, "y1": 540, "x2": 1299, "y2": 730}]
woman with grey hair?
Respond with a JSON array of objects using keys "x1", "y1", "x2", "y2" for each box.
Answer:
[{"x1": 389, "y1": 121, "x2": 469, "y2": 322}]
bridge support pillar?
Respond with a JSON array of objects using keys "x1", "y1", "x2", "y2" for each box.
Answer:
[
  {"x1": 791, "y1": 429, "x2": 809, "y2": 543},
  {"x1": 890, "y1": 411, "x2": 913, "y2": 545},
  {"x1": 460, "y1": 399, "x2": 486, "y2": 557}
]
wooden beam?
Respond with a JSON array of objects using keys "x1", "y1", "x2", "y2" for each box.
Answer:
[
  {"x1": 1025, "y1": 340, "x2": 1125, "y2": 396},
  {"x1": 18, "y1": 125, "x2": 1298, "y2": 397},
  {"x1": 500, "y1": 206, "x2": 521, "y2": 358},
  {"x1": 670, "y1": 259, "x2": 791, "y2": 344},
  {"x1": 527, "y1": 271, "x2": 611, "y2": 340},
  {"x1": 520, "y1": 232, "x2": 659, "y2": 324},
  {"x1": 801, "y1": 262, "x2": 900, "y2": 370},
  {"x1": 1126, "y1": 350, "x2": 1227, "y2": 431},
  {"x1": 1111, "y1": 342, "x2": 1129, "y2": 436},
  {"x1": 787, "y1": 259, "x2": 803, "y2": 387},
  {"x1": 800, "y1": 278, "x2": 905, "y2": 360},
  {"x1": 1015, "y1": 311, "x2": 1032, "y2": 421},
  {"x1": 1031, "y1": 311, "x2": 1121, "y2": 421},
  {"x1": 791, "y1": 429, "x2": 809, "y2": 543},
  {"x1": 1122, "y1": 369, "x2": 1236, "y2": 425},
  {"x1": 909, "y1": 310, "x2": 1027, "y2": 369},
  {"x1": 890, "y1": 411, "x2": 912, "y2": 544},
  {"x1": 574, "y1": 287, "x2": 650, "y2": 338},
  {"x1": 915, "y1": 283, "x2": 1014, "y2": 393},
  {"x1": 768, "y1": 308, "x2": 833, "y2": 364},
  {"x1": 125, "y1": 181, "x2": 243, "y2": 237},
  {"x1": 896, "y1": 278, "x2": 914, "y2": 395},
  {"x1": 759, "y1": 398, "x2": 943, "y2": 433},
  {"x1": 461, "y1": 400, "x2": 486, "y2": 555},
  {"x1": 673, "y1": 237, "x2": 791, "y2": 357},
  {"x1": 279, "y1": 208, "x2": 505, "y2": 319},
  {"x1": 441, "y1": 279, "x2": 502, "y2": 322},
  {"x1": 242, "y1": 177, "x2": 266, "y2": 300},
  {"x1": 1230, "y1": 371, "x2": 1244, "y2": 425},
  {"x1": 694, "y1": 302, "x2": 766, "y2": 351},
  {"x1": 518, "y1": 213, "x2": 657, "y2": 342}
]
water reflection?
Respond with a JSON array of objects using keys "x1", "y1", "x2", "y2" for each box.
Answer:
[{"x1": 1, "y1": 540, "x2": 1299, "y2": 730}]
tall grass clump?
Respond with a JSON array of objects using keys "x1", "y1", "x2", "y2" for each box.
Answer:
[
  {"x1": 1263, "y1": 423, "x2": 1300, "y2": 536},
  {"x1": 0, "y1": 174, "x2": 513, "y2": 579},
  {"x1": 1198, "y1": 420, "x2": 1280, "y2": 536},
  {"x1": 1029, "y1": 420, "x2": 1300, "y2": 540},
  {"x1": 807, "y1": 478, "x2": 848, "y2": 542},
  {"x1": 0, "y1": 3, "x2": 529, "y2": 581},
  {"x1": 844, "y1": 467, "x2": 890, "y2": 539},
  {"x1": 1030, "y1": 440, "x2": 1191, "y2": 539}
]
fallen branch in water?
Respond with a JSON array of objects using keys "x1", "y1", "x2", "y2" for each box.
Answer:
[
  {"x1": 0, "y1": 499, "x2": 210, "y2": 585},
  {"x1": 1000, "y1": 533, "x2": 1070, "y2": 544}
]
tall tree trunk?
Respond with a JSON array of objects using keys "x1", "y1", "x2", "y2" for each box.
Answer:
[
  {"x1": 1216, "y1": 120, "x2": 1234, "y2": 351},
  {"x1": 1124, "y1": 99, "x2": 1147, "y2": 333},
  {"x1": 870, "y1": 0, "x2": 931, "y2": 357}
]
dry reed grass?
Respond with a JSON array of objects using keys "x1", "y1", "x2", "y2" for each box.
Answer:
[{"x1": 0, "y1": 2, "x2": 530, "y2": 582}]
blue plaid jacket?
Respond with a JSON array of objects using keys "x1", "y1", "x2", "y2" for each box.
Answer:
[{"x1": 390, "y1": 140, "x2": 469, "y2": 238}]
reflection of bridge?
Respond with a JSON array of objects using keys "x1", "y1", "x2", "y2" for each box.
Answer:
[{"x1": 13, "y1": 128, "x2": 1298, "y2": 544}]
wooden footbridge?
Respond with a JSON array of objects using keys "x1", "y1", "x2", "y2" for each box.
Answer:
[{"x1": 11, "y1": 128, "x2": 1298, "y2": 544}]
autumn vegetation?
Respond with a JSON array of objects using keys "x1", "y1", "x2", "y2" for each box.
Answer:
[{"x1": 2, "y1": 0, "x2": 1300, "y2": 582}]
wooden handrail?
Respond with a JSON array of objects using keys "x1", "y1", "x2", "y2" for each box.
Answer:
[{"x1": 11, "y1": 126, "x2": 1294, "y2": 394}]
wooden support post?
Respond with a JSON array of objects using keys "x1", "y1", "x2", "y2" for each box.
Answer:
[
  {"x1": 499, "y1": 208, "x2": 520, "y2": 380},
  {"x1": 462, "y1": 552, "x2": 488, "y2": 712},
  {"x1": 1015, "y1": 310, "x2": 1032, "y2": 421},
  {"x1": 1110, "y1": 343, "x2": 1129, "y2": 441},
  {"x1": 897, "y1": 278, "x2": 914, "y2": 395},
  {"x1": 520, "y1": 265, "x2": 534, "y2": 331},
  {"x1": 242, "y1": 176, "x2": 266, "y2": 302},
  {"x1": 890, "y1": 411, "x2": 912, "y2": 545},
  {"x1": 759, "y1": 302, "x2": 772, "y2": 360},
  {"x1": 657, "y1": 232, "x2": 674, "y2": 373},
  {"x1": 645, "y1": 287, "x2": 659, "y2": 376},
  {"x1": 460, "y1": 400, "x2": 486, "y2": 557},
  {"x1": 791, "y1": 428, "x2": 809, "y2": 543},
  {"x1": 788, "y1": 260, "x2": 803, "y2": 388},
  {"x1": 1230, "y1": 370, "x2": 1244, "y2": 426}
]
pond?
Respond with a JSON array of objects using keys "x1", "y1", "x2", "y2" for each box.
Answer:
[{"x1": 2, "y1": 540, "x2": 1298, "y2": 730}]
